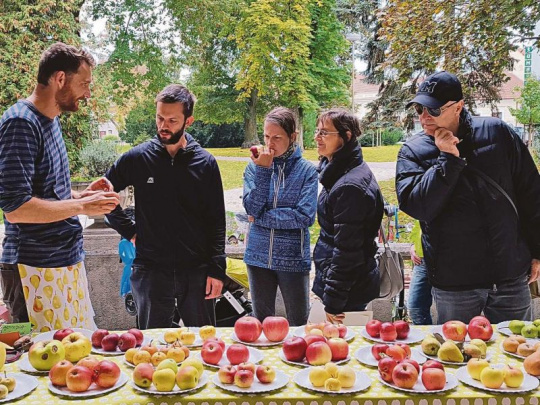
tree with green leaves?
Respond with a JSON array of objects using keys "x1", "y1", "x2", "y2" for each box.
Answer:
[{"x1": 510, "y1": 77, "x2": 540, "y2": 144}]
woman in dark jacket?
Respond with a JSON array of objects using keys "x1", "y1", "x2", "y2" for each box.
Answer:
[{"x1": 312, "y1": 108, "x2": 384, "y2": 324}]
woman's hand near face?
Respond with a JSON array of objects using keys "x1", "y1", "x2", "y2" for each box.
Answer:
[{"x1": 251, "y1": 146, "x2": 275, "y2": 168}]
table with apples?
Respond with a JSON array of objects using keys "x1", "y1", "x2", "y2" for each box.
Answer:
[{"x1": 3, "y1": 315, "x2": 540, "y2": 404}]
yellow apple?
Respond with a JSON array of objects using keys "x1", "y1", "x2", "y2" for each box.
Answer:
[
  {"x1": 179, "y1": 331, "x2": 196, "y2": 345},
  {"x1": 151, "y1": 352, "x2": 167, "y2": 367},
  {"x1": 156, "y1": 358, "x2": 178, "y2": 374},
  {"x1": 152, "y1": 368, "x2": 176, "y2": 392},
  {"x1": 309, "y1": 366, "x2": 330, "y2": 387},
  {"x1": 164, "y1": 330, "x2": 180, "y2": 344},
  {"x1": 125, "y1": 348, "x2": 138, "y2": 364},
  {"x1": 467, "y1": 358, "x2": 490, "y2": 381},
  {"x1": 61, "y1": 333, "x2": 91, "y2": 363},
  {"x1": 167, "y1": 347, "x2": 186, "y2": 363},
  {"x1": 324, "y1": 377, "x2": 342, "y2": 391},
  {"x1": 504, "y1": 365, "x2": 524, "y2": 388},
  {"x1": 180, "y1": 358, "x2": 204, "y2": 378},
  {"x1": 337, "y1": 366, "x2": 356, "y2": 388},
  {"x1": 324, "y1": 362, "x2": 339, "y2": 378},
  {"x1": 133, "y1": 350, "x2": 152, "y2": 365},
  {"x1": 176, "y1": 365, "x2": 199, "y2": 390},
  {"x1": 480, "y1": 366, "x2": 505, "y2": 389},
  {"x1": 199, "y1": 325, "x2": 216, "y2": 341}
]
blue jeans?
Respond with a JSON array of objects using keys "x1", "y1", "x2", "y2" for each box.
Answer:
[
  {"x1": 247, "y1": 265, "x2": 309, "y2": 326},
  {"x1": 432, "y1": 274, "x2": 532, "y2": 324},
  {"x1": 407, "y1": 260, "x2": 433, "y2": 325}
]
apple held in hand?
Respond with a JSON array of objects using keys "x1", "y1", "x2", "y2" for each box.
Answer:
[
  {"x1": 305, "y1": 341, "x2": 332, "y2": 366},
  {"x1": 218, "y1": 365, "x2": 237, "y2": 384},
  {"x1": 226, "y1": 344, "x2": 250, "y2": 365},
  {"x1": 201, "y1": 341, "x2": 224, "y2": 365},
  {"x1": 66, "y1": 365, "x2": 94, "y2": 392},
  {"x1": 94, "y1": 360, "x2": 121, "y2": 388},
  {"x1": 468, "y1": 316, "x2": 493, "y2": 341},
  {"x1": 128, "y1": 328, "x2": 144, "y2": 346},
  {"x1": 53, "y1": 328, "x2": 74, "y2": 342},
  {"x1": 393, "y1": 320, "x2": 410, "y2": 340},
  {"x1": 234, "y1": 316, "x2": 263, "y2": 343},
  {"x1": 133, "y1": 363, "x2": 154, "y2": 388},
  {"x1": 29, "y1": 340, "x2": 66, "y2": 371},
  {"x1": 327, "y1": 338, "x2": 349, "y2": 362},
  {"x1": 366, "y1": 320, "x2": 382, "y2": 338},
  {"x1": 49, "y1": 360, "x2": 74, "y2": 386},
  {"x1": 392, "y1": 362, "x2": 419, "y2": 389},
  {"x1": 378, "y1": 357, "x2": 398, "y2": 383},
  {"x1": 442, "y1": 320, "x2": 467, "y2": 342},
  {"x1": 256, "y1": 365, "x2": 276, "y2": 384},
  {"x1": 379, "y1": 322, "x2": 398, "y2": 342},
  {"x1": 282, "y1": 337, "x2": 307, "y2": 362},
  {"x1": 262, "y1": 316, "x2": 289, "y2": 342},
  {"x1": 422, "y1": 367, "x2": 446, "y2": 390},
  {"x1": 250, "y1": 145, "x2": 262, "y2": 158}
]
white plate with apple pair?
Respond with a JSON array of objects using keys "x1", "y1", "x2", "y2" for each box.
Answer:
[
  {"x1": 230, "y1": 331, "x2": 291, "y2": 347},
  {"x1": 354, "y1": 346, "x2": 426, "y2": 367},
  {"x1": 499, "y1": 341, "x2": 533, "y2": 360},
  {"x1": 17, "y1": 353, "x2": 50, "y2": 375},
  {"x1": 34, "y1": 328, "x2": 94, "y2": 342},
  {"x1": 91, "y1": 335, "x2": 152, "y2": 356},
  {"x1": 422, "y1": 352, "x2": 492, "y2": 366},
  {"x1": 293, "y1": 368, "x2": 371, "y2": 394},
  {"x1": 48, "y1": 371, "x2": 129, "y2": 398},
  {"x1": 278, "y1": 349, "x2": 350, "y2": 368},
  {"x1": 193, "y1": 346, "x2": 264, "y2": 369},
  {"x1": 455, "y1": 365, "x2": 539, "y2": 393},
  {"x1": 378, "y1": 373, "x2": 459, "y2": 394},
  {"x1": 160, "y1": 327, "x2": 222, "y2": 348},
  {"x1": 212, "y1": 369, "x2": 289, "y2": 394},
  {"x1": 293, "y1": 326, "x2": 356, "y2": 342},
  {"x1": 359, "y1": 328, "x2": 425, "y2": 344},
  {"x1": 0, "y1": 372, "x2": 39, "y2": 403},
  {"x1": 496, "y1": 321, "x2": 537, "y2": 338},
  {"x1": 430, "y1": 325, "x2": 497, "y2": 343},
  {"x1": 131, "y1": 371, "x2": 208, "y2": 395},
  {"x1": 123, "y1": 356, "x2": 185, "y2": 368}
]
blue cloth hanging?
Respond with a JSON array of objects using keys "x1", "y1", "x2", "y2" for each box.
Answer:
[{"x1": 118, "y1": 238, "x2": 136, "y2": 297}]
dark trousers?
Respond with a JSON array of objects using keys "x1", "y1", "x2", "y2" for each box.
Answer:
[
  {"x1": 131, "y1": 263, "x2": 216, "y2": 329},
  {"x1": 0, "y1": 263, "x2": 29, "y2": 323}
]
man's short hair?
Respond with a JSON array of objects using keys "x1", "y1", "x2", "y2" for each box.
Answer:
[
  {"x1": 37, "y1": 42, "x2": 95, "y2": 86},
  {"x1": 317, "y1": 108, "x2": 362, "y2": 142},
  {"x1": 155, "y1": 84, "x2": 196, "y2": 118}
]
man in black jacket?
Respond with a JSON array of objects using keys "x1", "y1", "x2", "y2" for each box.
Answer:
[
  {"x1": 105, "y1": 84, "x2": 226, "y2": 329},
  {"x1": 396, "y1": 71, "x2": 540, "y2": 323}
]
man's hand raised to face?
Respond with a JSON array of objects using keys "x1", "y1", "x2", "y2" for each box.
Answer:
[{"x1": 434, "y1": 128, "x2": 460, "y2": 157}]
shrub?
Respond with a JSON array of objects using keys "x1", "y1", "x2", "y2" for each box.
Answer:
[
  {"x1": 79, "y1": 141, "x2": 119, "y2": 177},
  {"x1": 102, "y1": 134, "x2": 121, "y2": 142}
]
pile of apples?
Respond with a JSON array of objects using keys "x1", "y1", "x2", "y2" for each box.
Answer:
[
  {"x1": 308, "y1": 362, "x2": 356, "y2": 391},
  {"x1": 304, "y1": 322, "x2": 349, "y2": 339},
  {"x1": 125, "y1": 344, "x2": 190, "y2": 366},
  {"x1": 502, "y1": 335, "x2": 539, "y2": 357},
  {"x1": 28, "y1": 330, "x2": 93, "y2": 371},
  {"x1": 441, "y1": 316, "x2": 493, "y2": 342},
  {"x1": 201, "y1": 339, "x2": 251, "y2": 365},
  {"x1": 379, "y1": 357, "x2": 447, "y2": 391},
  {"x1": 371, "y1": 343, "x2": 412, "y2": 361},
  {"x1": 0, "y1": 373, "x2": 16, "y2": 399},
  {"x1": 506, "y1": 319, "x2": 540, "y2": 338},
  {"x1": 132, "y1": 358, "x2": 204, "y2": 392},
  {"x1": 282, "y1": 334, "x2": 349, "y2": 365},
  {"x1": 91, "y1": 328, "x2": 144, "y2": 352},
  {"x1": 164, "y1": 325, "x2": 216, "y2": 345},
  {"x1": 466, "y1": 359, "x2": 524, "y2": 389},
  {"x1": 217, "y1": 363, "x2": 276, "y2": 388},
  {"x1": 365, "y1": 320, "x2": 410, "y2": 341},
  {"x1": 234, "y1": 316, "x2": 289, "y2": 343},
  {"x1": 49, "y1": 356, "x2": 121, "y2": 392}
]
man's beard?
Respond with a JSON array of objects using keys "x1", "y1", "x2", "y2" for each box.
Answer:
[
  {"x1": 158, "y1": 121, "x2": 186, "y2": 145},
  {"x1": 56, "y1": 81, "x2": 80, "y2": 112}
]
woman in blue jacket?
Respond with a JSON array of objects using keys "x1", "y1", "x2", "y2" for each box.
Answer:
[{"x1": 243, "y1": 107, "x2": 318, "y2": 326}]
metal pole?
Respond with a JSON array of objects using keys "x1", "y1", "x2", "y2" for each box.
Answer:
[{"x1": 351, "y1": 41, "x2": 355, "y2": 113}]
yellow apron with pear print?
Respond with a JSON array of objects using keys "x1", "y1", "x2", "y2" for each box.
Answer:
[{"x1": 18, "y1": 262, "x2": 97, "y2": 332}]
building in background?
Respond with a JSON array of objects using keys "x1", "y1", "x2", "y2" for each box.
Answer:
[{"x1": 98, "y1": 121, "x2": 119, "y2": 139}]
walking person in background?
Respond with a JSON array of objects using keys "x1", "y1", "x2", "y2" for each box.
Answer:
[
  {"x1": 312, "y1": 108, "x2": 384, "y2": 324},
  {"x1": 243, "y1": 107, "x2": 318, "y2": 326}
]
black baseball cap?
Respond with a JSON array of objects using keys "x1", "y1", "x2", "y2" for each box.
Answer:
[{"x1": 406, "y1": 71, "x2": 463, "y2": 109}]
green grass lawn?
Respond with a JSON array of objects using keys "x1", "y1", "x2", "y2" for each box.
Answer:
[{"x1": 216, "y1": 160, "x2": 248, "y2": 190}]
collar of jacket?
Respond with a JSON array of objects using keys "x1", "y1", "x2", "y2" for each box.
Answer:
[
  {"x1": 150, "y1": 132, "x2": 198, "y2": 160},
  {"x1": 273, "y1": 144, "x2": 302, "y2": 167},
  {"x1": 456, "y1": 108, "x2": 475, "y2": 159},
  {"x1": 318, "y1": 139, "x2": 363, "y2": 189}
]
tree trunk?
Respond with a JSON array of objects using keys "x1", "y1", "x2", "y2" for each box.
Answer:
[
  {"x1": 294, "y1": 106, "x2": 304, "y2": 150},
  {"x1": 242, "y1": 89, "x2": 259, "y2": 148}
]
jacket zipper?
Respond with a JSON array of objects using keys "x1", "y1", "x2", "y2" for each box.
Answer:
[
  {"x1": 268, "y1": 163, "x2": 285, "y2": 267},
  {"x1": 300, "y1": 228, "x2": 304, "y2": 259}
]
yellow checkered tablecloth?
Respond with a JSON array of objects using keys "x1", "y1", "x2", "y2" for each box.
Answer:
[{"x1": 4, "y1": 326, "x2": 540, "y2": 404}]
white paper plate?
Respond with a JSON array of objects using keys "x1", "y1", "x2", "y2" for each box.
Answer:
[
  {"x1": 48, "y1": 371, "x2": 129, "y2": 398},
  {"x1": 160, "y1": 328, "x2": 222, "y2": 348},
  {"x1": 496, "y1": 321, "x2": 538, "y2": 339},
  {"x1": 212, "y1": 369, "x2": 288, "y2": 393},
  {"x1": 34, "y1": 328, "x2": 94, "y2": 343},
  {"x1": 360, "y1": 328, "x2": 425, "y2": 344},
  {"x1": 378, "y1": 373, "x2": 459, "y2": 394},
  {"x1": 230, "y1": 331, "x2": 291, "y2": 347},
  {"x1": 123, "y1": 356, "x2": 185, "y2": 368},
  {"x1": 193, "y1": 346, "x2": 264, "y2": 369},
  {"x1": 0, "y1": 373, "x2": 39, "y2": 403},
  {"x1": 278, "y1": 349, "x2": 350, "y2": 368},
  {"x1": 131, "y1": 371, "x2": 208, "y2": 395},
  {"x1": 355, "y1": 346, "x2": 426, "y2": 367},
  {"x1": 456, "y1": 366, "x2": 539, "y2": 393},
  {"x1": 423, "y1": 352, "x2": 492, "y2": 366},
  {"x1": 17, "y1": 354, "x2": 50, "y2": 375},
  {"x1": 293, "y1": 368, "x2": 371, "y2": 394},
  {"x1": 91, "y1": 335, "x2": 151, "y2": 356},
  {"x1": 293, "y1": 326, "x2": 356, "y2": 342},
  {"x1": 430, "y1": 325, "x2": 496, "y2": 343}
]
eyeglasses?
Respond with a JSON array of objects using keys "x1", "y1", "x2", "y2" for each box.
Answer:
[
  {"x1": 314, "y1": 129, "x2": 340, "y2": 138},
  {"x1": 413, "y1": 100, "x2": 459, "y2": 117}
]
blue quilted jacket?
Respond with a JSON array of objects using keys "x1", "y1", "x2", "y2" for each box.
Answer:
[{"x1": 242, "y1": 146, "x2": 318, "y2": 272}]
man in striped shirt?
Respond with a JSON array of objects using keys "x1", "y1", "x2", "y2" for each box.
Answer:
[{"x1": 0, "y1": 43, "x2": 120, "y2": 330}]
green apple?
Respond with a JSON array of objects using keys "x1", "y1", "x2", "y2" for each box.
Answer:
[
  {"x1": 521, "y1": 325, "x2": 539, "y2": 339},
  {"x1": 509, "y1": 320, "x2": 526, "y2": 334},
  {"x1": 533, "y1": 319, "x2": 540, "y2": 328},
  {"x1": 28, "y1": 340, "x2": 66, "y2": 371},
  {"x1": 156, "y1": 358, "x2": 178, "y2": 374},
  {"x1": 152, "y1": 368, "x2": 176, "y2": 392},
  {"x1": 180, "y1": 358, "x2": 204, "y2": 378},
  {"x1": 62, "y1": 332, "x2": 92, "y2": 362},
  {"x1": 176, "y1": 365, "x2": 199, "y2": 390}
]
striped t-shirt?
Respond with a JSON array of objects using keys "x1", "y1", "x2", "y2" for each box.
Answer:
[{"x1": 0, "y1": 100, "x2": 83, "y2": 267}]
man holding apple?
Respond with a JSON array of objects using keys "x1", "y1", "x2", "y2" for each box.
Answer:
[
  {"x1": 105, "y1": 84, "x2": 226, "y2": 329},
  {"x1": 396, "y1": 71, "x2": 540, "y2": 323}
]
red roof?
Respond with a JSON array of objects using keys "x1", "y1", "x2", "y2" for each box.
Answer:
[{"x1": 353, "y1": 75, "x2": 380, "y2": 94}]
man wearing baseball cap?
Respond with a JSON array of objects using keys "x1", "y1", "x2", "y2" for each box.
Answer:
[{"x1": 395, "y1": 71, "x2": 540, "y2": 323}]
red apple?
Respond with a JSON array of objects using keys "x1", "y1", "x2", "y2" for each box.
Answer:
[
  {"x1": 304, "y1": 334, "x2": 327, "y2": 348},
  {"x1": 234, "y1": 316, "x2": 263, "y2": 343},
  {"x1": 250, "y1": 146, "x2": 260, "y2": 158},
  {"x1": 66, "y1": 365, "x2": 94, "y2": 392},
  {"x1": 91, "y1": 329, "x2": 109, "y2": 348},
  {"x1": 201, "y1": 341, "x2": 224, "y2": 365},
  {"x1": 49, "y1": 360, "x2": 74, "y2": 387},
  {"x1": 76, "y1": 356, "x2": 100, "y2": 374},
  {"x1": 118, "y1": 332, "x2": 137, "y2": 352},
  {"x1": 256, "y1": 365, "x2": 276, "y2": 384},
  {"x1": 337, "y1": 324, "x2": 348, "y2": 339},
  {"x1": 393, "y1": 320, "x2": 410, "y2": 340},
  {"x1": 380, "y1": 322, "x2": 397, "y2": 342},
  {"x1": 392, "y1": 362, "x2": 419, "y2": 389},
  {"x1": 237, "y1": 362, "x2": 256, "y2": 374},
  {"x1": 262, "y1": 316, "x2": 289, "y2": 342},
  {"x1": 386, "y1": 345, "x2": 407, "y2": 361},
  {"x1": 53, "y1": 328, "x2": 74, "y2": 342},
  {"x1": 133, "y1": 363, "x2": 154, "y2": 388},
  {"x1": 100, "y1": 333, "x2": 119, "y2": 351},
  {"x1": 366, "y1": 320, "x2": 382, "y2": 338},
  {"x1": 218, "y1": 365, "x2": 237, "y2": 384},
  {"x1": 371, "y1": 343, "x2": 389, "y2": 361},
  {"x1": 468, "y1": 316, "x2": 493, "y2": 341},
  {"x1": 422, "y1": 360, "x2": 445, "y2": 372},
  {"x1": 203, "y1": 337, "x2": 226, "y2": 352},
  {"x1": 327, "y1": 338, "x2": 349, "y2": 361},
  {"x1": 305, "y1": 341, "x2": 332, "y2": 366},
  {"x1": 226, "y1": 344, "x2": 250, "y2": 365},
  {"x1": 442, "y1": 320, "x2": 467, "y2": 342},
  {"x1": 282, "y1": 337, "x2": 307, "y2": 362},
  {"x1": 94, "y1": 359, "x2": 121, "y2": 388},
  {"x1": 422, "y1": 367, "x2": 446, "y2": 390},
  {"x1": 128, "y1": 328, "x2": 144, "y2": 346},
  {"x1": 378, "y1": 357, "x2": 398, "y2": 382},
  {"x1": 322, "y1": 324, "x2": 340, "y2": 339},
  {"x1": 400, "y1": 358, "x2": 420, "y2": 374},
  {"x1": 234, "y1": 369, "x2": 254, "y2": 388},
  {"x1": 396, "y1": 343, "x2": 411, "y2": 358}
]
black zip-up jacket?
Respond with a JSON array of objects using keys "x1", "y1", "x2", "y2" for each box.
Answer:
[
  {"x1": 312, "y1": 140, "x2": 384, "y2": 314},
  {"x1": 105, "y1": 134, "x2": 226, "y2": 280},
  {"x1": 396, "y1": 109, "x2": 540, "y2": 290}
]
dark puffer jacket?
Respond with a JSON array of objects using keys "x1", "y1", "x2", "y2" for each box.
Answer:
[
  {"x1": 396, "y1": 109, "x2": 540, "y2": 291},
  {"x1": 312, "y1": 140, "x2": 384, "y2": 314}
]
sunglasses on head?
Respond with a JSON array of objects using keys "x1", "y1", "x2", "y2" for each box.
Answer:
[{"x1": 413, "y1": 100, "x2": 459, "y2": 117}]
